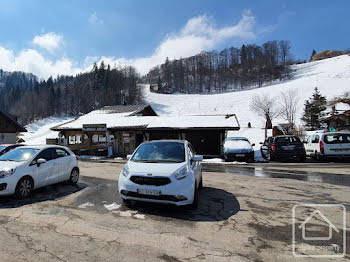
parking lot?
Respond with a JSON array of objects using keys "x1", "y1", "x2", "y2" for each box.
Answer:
[{"x1": 0, "y1": 160, "x2": 349, "y2": 261}]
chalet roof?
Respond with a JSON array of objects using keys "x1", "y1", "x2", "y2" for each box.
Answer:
[
  {"x1": 97, "y1": 104, "x2": 157, "y2": 115},
  {"x1": 0, "y1": 111, "x2": 27, "y2": 133},
  {"x1": 52, "y1": 114, "x2": 240, "y2": 131}
]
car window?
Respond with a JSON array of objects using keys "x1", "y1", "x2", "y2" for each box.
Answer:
[
  {"x1": 312, "y1": 135, "x2": 319, "y2": 143},
  {"x1": 275, "y1": 136, "x2": 300, "y2": 144},
  {"x1": 188, "y1": 146, "x2": 194, "y2": 160},
  {"x1": 55, "y1": 148, "x2": 70, "y2": 158},
  {"x1": 0, "y1": 148, "x2": 40, "y2": 162},
  {"x1": 324, "y1": 134, "x2": 350, "y2": 144},
  {"x1": 131, "y1": 141, "x2": 185, "y2": 163},
  {"x1": 36, "y1": 148, "x2": 57, "y2": 161},
  {"x1": 188, "y1": 143, "x2": 196, "y2": 155}
]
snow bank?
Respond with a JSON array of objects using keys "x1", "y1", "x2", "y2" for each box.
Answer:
[{"x1": 21, "y1": 116, "x2": 74, "y2": 145}]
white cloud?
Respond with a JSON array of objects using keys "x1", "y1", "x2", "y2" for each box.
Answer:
[
  {"x1": 0, "y1": 11, "x2": 268, "y2": 79},
  {"x1": 89, "y1": 10, "x2": 257, "y2": 74},
  {"x1": 88, "y1": 12, "x2": 103, "y2": 25},
  {"x1": 32, "y1": 32, "x2": 63, "y2": 52},
  {"x1": 0, "y1": 46, "x2": 81, "y2": 79}
]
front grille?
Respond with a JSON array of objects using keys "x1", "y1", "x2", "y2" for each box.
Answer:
[
  {"x1": 130, "y1": 176, "x2": 171, "y2": 186},
  {"x1": 122, "y1": 191, "x2": 185, "y2": 202}
]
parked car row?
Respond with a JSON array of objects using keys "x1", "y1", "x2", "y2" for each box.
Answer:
[
  {"x1": 224, "y1": 131, "x2": 350, "y2": 163},
  {"x1": 0, "y1": 140, "x2": 203, "y2": 210},
  {"x1": 0, "y1": 132, "x2": 348, "y2": 208}
]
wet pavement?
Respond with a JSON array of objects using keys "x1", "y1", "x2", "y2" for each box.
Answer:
[
  {"x1": 203, "y1": 164, "x2": 350, "y2": 187},
  {"x1": 0, "y1": 161, "x2": 348, "y2": 261}
]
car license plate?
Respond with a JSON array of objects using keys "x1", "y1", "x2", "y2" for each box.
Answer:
[
  {"x1": 138, "y1": 189, "x2": 160, "y2": 196},
  {"x1": 282, "y1": 146, "x2": 295, "y2": 150},
  {"x1": 236, "y1": 154, "x2": 245, "y2": 157}
]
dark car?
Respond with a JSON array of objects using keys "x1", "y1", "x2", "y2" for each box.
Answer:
[
  {"x1": 260, "y1": 136, "x2": 306, "y2": 161},
  {"x1": 223, "y1": 137, "x2": 255, "y2": 162},
  {"x1": 0, "y1": 144, "x2": 25, "y2": 156}
]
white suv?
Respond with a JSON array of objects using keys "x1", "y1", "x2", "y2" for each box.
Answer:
[
  {"x1": 0, "y1": 145, "x2": 79, "y2": 198},
  {"x1": 118, "y1": 140, "x2": 203, "y2": 209},
  {"x1": 304, "y1": 132, "x2": 350, "y2": 161}
]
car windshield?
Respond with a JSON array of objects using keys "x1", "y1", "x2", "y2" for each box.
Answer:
[
  {"x1": 275, "y1": 136, "x2": 300, "y2": 144},
  {"x1": 0, "y1": 146, "x2": 5, "y2": 152},
  {"x1": 131, "y1": 141, "x2": 185, "y2": 163},
  {"x1": 0, "y1": 148, "x2": 40, "y2": 162},
  {"x1": 324, "y1": 134, "x2": 350, "y2": 144}
]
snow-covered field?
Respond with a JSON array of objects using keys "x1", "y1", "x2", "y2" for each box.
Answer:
[
  {"x1": 22, "y1": 116, "x2": 74, "y2": 145},
  {"x1": 144, "y1": 55, "x2": 350, "y2": 147},
  {"x1": 22, "y1": 55, "x2": 350, "y2": 150}
]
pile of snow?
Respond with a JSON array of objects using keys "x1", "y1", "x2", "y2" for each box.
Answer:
[
  {"x1": 21, "y1": 116, "x2": 74, "y2": 145},
  {"x1": 224, "y1": 139, "x2": 252, "y2": 150},
  {"x1": 202, "y1": 158, "x2": 247, "y2": 165}
]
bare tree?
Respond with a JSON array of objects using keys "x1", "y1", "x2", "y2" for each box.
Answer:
[
  {"x1": 279, "y1": 40, "x2": 291, "y2": 64},
  {"x1": 279, "y1": 89, "x2": 299, "y2": 125},
  {"x1": 250, "y1": 94, "x2": 279, "y2": 128}
]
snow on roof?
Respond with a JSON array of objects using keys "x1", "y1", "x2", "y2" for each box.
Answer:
[
  {"x1": 335, "y1": 102, "x2": 350, "y2": 111},
  {"x1": 53, "y1": 113, "x2": 239, "y2": 130}
]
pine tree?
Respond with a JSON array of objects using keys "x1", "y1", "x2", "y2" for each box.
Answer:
[
  {"x1": 301, "y1": 87, "x2": 327, "y2": 130},
  {"x1": 310, "y1": 49, "x2": 317, "y2": 61}
]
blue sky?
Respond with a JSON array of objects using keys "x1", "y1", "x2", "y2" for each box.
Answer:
[{"x1": 0, "y1": 0, "x2": 348, "y2": 78}]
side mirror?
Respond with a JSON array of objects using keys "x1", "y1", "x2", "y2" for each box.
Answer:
[
  {"x1": 191, "y1": 155, "x2": 203, "y2": 162},
  {"x1": 126, "y1": 155, "x2": 132, "y2": 160},
  {"x1": 251, "y1": 143, "x2": 255, "y2": 146},
  {"x1": 37, "y1": 158, "x2": 46, "y2": 166}
]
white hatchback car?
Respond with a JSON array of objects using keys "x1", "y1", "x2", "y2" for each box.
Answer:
[
  {"x1": 0, "y1": 145, "x2": 79, "y2": 198},
  {"x1": 118, "y1": 140, "x2": 203, "y2": 209}
]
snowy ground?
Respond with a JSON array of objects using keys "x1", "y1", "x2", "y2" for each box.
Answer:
[
  {"x1": 21, "y1": 116, "x2": 74, "y2": 145},
  {"x1": 144, "y1": 55, "x2": 350, "y2": 142}
]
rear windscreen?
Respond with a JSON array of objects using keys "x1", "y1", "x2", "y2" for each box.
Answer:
[
  {"x1": 275, "y1": 136, "x2": 300, "y2": 144},
  {"x1": 324, "y1": 134, "x2": 350, "y2": 144}
]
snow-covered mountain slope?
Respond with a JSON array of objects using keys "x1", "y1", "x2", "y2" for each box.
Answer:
[
  {"x1": 144, "y1": 55, "x2": 350, "y2": 128},
  {"x1": 21, "y1": 116, "x2": 75, "y2": 145}
]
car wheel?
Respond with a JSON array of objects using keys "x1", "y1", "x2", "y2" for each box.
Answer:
[
  {"x1": 187, "y1": 185, "x2": 199, "y2": 210},
  {"x1": 68, "y1": 168, "x2": 79, "y2": 184},
  {"x1": 198, "y1": 177, "x2": 203, "y2": 190},
  {"x1": 315, "y1": 152, "x2": 324, "y2": 162},
  {"x1": 300, "y1": 155, "x2": 306, "y2": 162},
  {"x1": 15, "y1": 176, "x2": 33, "y2": 199}
]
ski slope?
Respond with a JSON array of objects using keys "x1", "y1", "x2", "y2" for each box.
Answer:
[
  {"x1": 144, "y1": 55, "x2": 350, "y2": 146},
  {"x1": 22, "y1": 116, "x2": 75, "y2": 145}
]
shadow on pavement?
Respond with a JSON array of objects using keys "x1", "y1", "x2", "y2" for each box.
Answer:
[
  {"x1": 0, "y1": 181, "x2": 88, "y2": 209},
  {"x1": 128, "y1": 186, "x2": 240, "y2": 222}
]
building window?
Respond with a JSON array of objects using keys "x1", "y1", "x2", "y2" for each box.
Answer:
[
  {"x1": 92, "y1": 134, "x2": 107, "y2": 145},
  {"x1": 69, "y1": 134, "x2": 83, "y2": 145}
]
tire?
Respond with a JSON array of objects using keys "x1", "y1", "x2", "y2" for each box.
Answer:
[
  {"x1": 198, "y1": 177, "x2": 203, "y2": 190},
  {"x1": 315, "y1": 152, "x2": 324, "y2": 162},
  {"x1": 187, "y1": 185, "x2": 199, "y2": 210},
  {"x1": 300, "y1": 155, "x2": 306, "y2": 162},
  {"x1": 15, "y1": 176, "x2": 34, "y2": 199},
  {"x1": 68, "y1": 168, "x2": 79, "y2": 184}
]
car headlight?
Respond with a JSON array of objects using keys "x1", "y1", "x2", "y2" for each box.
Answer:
[
  {"x1": 121, "y1": 165, "x2": 129, "y2": 177},
  {"x1": 174, "y1": 166, "x2": 189, "y2": 180},
  {"x1": 0, "y1": 168, "x2": 16, "y2": 178}
]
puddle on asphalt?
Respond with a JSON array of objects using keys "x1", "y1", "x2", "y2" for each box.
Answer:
[{"x1": 203, "y1": 165, "x2": 350, "y2": 187}]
